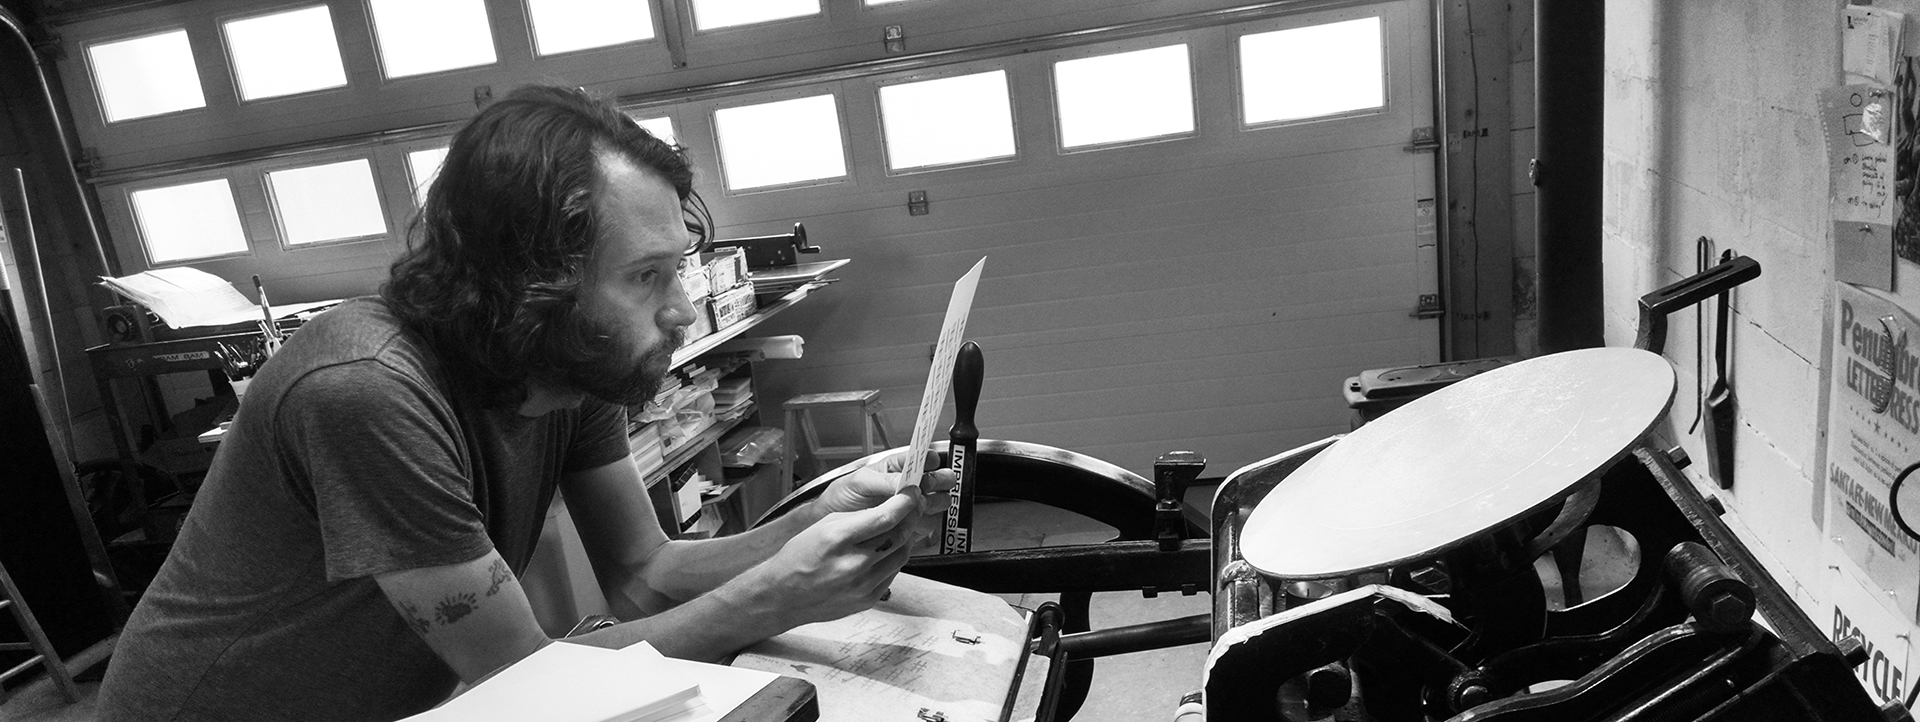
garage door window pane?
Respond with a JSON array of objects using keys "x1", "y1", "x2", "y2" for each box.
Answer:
[
  {"x1": 629, "y1": 115, "x2": 678, "y2": 146},
  {"x1": 87, "y1": 30, "x2": 206, "y2": 122},
  {"x1": 1240, "y1": 17, "x2": 1385, "y2": 125},
  {"x1": 369, "y1": 0, "x2": 497, "y2": 78},
  {"x1": 407, "y1": 147, "x2": 450, "y2": 207},
  {"x1": 267, "y1": 159, "x2": 388, "y2": 245},
  {"x1": 691, "y1": 0, "x2": 819, "y2": 31},
  {"x1": 1054, "y1": 44, "x2": 1193, "y2": 149},
  {"x1": 879, "y1": 70, "x2": 1016, "y2": 171},
  {"x1": 714, "y1": 95, "x2": 846, "y2": 191},
  {"x1": 224, "y1": 6, "x2": 348, "y2": 101},
  {"x1": 131, "y1": 180, "x2": 248, "y2": 263},
  {"x1": 528, "y1": 0, "x2": 655, "y2": 55}
]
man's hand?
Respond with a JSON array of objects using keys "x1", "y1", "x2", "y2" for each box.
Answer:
[
  {"x1": 813, "y1": 450, "x2": 956, "y2": 547},
  {"x1": 718, "y1": 492, "x2": 920, "y2": 631}
]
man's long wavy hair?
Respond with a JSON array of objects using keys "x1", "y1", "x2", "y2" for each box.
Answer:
[{"x1": 382, "y1": 85, "x2": 710, "y2": 406}]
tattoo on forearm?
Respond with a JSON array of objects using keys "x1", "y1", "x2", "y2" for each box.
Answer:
[
  {"x1": 398, "y1": 600, "x2": 432, "y2": 636},
  {"x1": 392, "y1": 562, "x2": 514, "y2": 633},
  {"x1": 435, "y1": 592, "x2": 479, "y2": 625},
  {"x1": 486, "y1": 559, "x2": 510, "y2": 596}
]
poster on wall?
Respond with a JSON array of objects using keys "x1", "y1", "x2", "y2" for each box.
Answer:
[
  {"x1": 1827, "y1": 549, "x2": 1914, "y2": 708},
  {"x1": 1824, "y1": 282, "x2": 1920, "y2": 621}
]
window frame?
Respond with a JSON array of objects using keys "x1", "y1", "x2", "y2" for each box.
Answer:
[
  {"x1": 708, "y1": 88, "x2": 854, "y2": 195},
  {"x1": 520, "y1": 0, "x2": 664, "y2": 59},
  {"x1": 363, "y1": 0, "x2": 504, "y2": 82},
  {"x1": 258, "y1": 155, "x2": 395, "y2": 251},
  {"x1": 1046, "y1": 37, "x2": 1200, "y2": 155},
  {"x1": 123, "y1": 171, "x2": 255, "y2": 267},
  {"x1": 685, "y1": 0, "x2": 827, "y2": 36},
  {"x1": 83, "y1": 26, "x2": 210, "y2": 126},
  {"x1": 620, "y1": 107, "x2": 683, "y2": 149},
  {"x1": 872, "y1": 64, "x2": 1022, "y2": 176},
  {"x1": 1231, "y1": 12, "x2": 1392, "y2": 132},
  {"x1": 399, "y1": 142, "x2": 454, "y2": 211},
  {"x1": 218, "y1": 2, "x2": 352, "y2": 105}
]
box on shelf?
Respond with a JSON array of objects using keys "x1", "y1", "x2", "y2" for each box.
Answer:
[
  {"x1": 710, "y1": 284, "x2": 757, "y2": 330},
  {"x1": 678, "y1": 261, "x2": 711, "y2": 302},
  {"x1": 684, "y1": 298, "x2": 714, "y2": 344},
  {"x1": 700, "y1": 248, "x2": 749, "y2": 293}
]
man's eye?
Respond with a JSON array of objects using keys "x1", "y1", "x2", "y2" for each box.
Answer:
[{"x1": 633, "y1": 269, "x2": 658, "y2": 285}]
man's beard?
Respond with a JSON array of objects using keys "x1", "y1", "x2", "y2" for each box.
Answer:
[{"x1": 561, "y1": 320, "x2": 685, "y2": 408}]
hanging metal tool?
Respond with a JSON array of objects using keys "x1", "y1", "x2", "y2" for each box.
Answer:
[
  {"x1": 1704, "y1": 249, "x2": 1737, "y2": 489},
  {"x1": 944, "y1": 341, "x2": 983, "y2": 554}
]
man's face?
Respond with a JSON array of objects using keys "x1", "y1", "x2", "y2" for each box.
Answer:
[{"x1": 563, "y1": 151, "x2": 699, "y2": 406}]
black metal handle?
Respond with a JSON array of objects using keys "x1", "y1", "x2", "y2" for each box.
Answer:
[
  {"x1": 945, "y1": 341, "x2": 984, "y2": 554},
  {"x1": 1635, "y1": 254, "x2": 1762, "y2": 354}
]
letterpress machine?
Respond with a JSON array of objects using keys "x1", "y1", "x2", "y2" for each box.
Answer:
[{"x1": 766, "y1": 257, "x2": 1898, "y2": 721}]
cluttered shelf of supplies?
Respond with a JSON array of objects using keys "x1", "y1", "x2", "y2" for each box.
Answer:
[{"x1": 634, "y1": 254, "x2": 849, "y2": 540}]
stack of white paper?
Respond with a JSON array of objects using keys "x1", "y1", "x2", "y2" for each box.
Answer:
[{"x1": 405, "y1": 642, "x2": 703, "y2": 722}]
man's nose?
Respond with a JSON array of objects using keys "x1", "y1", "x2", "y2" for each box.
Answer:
[{"x1": 661, "y1": 275, "x2": 698, "y2": 329}]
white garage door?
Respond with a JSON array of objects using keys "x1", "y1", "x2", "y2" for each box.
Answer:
[{"x1": 699, "y1": 0, "x2": 1441, "y2": 478}]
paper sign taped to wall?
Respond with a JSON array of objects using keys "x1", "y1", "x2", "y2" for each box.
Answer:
[
  {"x1": 1844, "y1": 5, "x2": 1905, "y2": 87},
  {"x1": 1823, "y1": 282, "x2": 1920, "y2": 621},
  {"x1": 1822, "y1": 85, "x2": 1896, "y2": 289},
  {"x1": 897, "y1": 258, "x2": 987, "y2": 492},
  {"x1": 1826, "y1": 551, "x2": 1913, "y2": 707}
]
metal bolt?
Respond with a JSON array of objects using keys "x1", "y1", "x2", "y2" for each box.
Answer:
[{"x1": 1705, "y1": 590, "x2": 1752, "y2": 630}]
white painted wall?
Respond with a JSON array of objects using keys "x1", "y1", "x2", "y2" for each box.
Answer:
[{"x1": 1606, "y1": 0, "x2": 1917, "y2": 704}]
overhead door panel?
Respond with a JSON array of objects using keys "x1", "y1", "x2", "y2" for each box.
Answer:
[{"x1": 709, "y1": 0, "x2": 1438, "y2": 476}]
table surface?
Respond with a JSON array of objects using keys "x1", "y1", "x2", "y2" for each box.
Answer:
[{"x1": 1240, "y1": 347, "x2": 1676, "y2": 579}]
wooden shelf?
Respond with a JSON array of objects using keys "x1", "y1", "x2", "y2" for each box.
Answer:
[{"x1": 673, "y1": 277, "x2": 832, "y2": 369}]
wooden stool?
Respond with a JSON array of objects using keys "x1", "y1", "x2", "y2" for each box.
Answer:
[
  {"x1": 782, "y1": 390, "x2": 891, "y2": 488},
  {"x1": 0, "y1": 558, "x2": 79, "y2": 703}
]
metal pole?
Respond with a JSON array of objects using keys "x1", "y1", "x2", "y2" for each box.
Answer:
[{"x1": 10, "y1": 168, "x2": 128, "y2": 620}]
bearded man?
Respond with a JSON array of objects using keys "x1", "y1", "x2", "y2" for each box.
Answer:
[{"x1": 96, "y1": 84, "x2": 950, "y2": 722}]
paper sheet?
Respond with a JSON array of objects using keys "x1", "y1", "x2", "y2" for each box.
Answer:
[
  {"x1": 897, "y1": 258, "x2": 987, "y2": 491},
  {"x1": 1845, "y1": 6, "x2": 1904, "y2": 87},
  {"x1": 730, "y1": 573, "x2": 1025, "y2": 722},
  {"x1": 1823, "y1": 85, "x2": 1897, "y2": 289},
  {"x1": 100, "y1": 266, "x2": 337, "y2": 329}
]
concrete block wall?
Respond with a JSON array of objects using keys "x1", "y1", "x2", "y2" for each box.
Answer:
[{"x1": 1605, "y1": 0, "x2": 1919, "y2": 702}]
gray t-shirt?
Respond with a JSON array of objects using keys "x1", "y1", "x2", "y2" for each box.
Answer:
[{"x1": 96, "y1": 298, "x2": 631, "y2": 722}]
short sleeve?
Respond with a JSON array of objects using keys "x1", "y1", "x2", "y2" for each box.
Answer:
[
  {"x1": 277, "y1": 360, "x2": 494, "y2": 581},
  {"x1": 565, "y1": 399, "x2": 632, "y2": 473}
]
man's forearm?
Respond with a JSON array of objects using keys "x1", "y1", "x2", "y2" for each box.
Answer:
[
  {"x1": 565, "y1": 589, "x2": 783, "y2": 662},
  {"x1": 617, "y1": 499, "x2": 827, "y2": 610}
]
